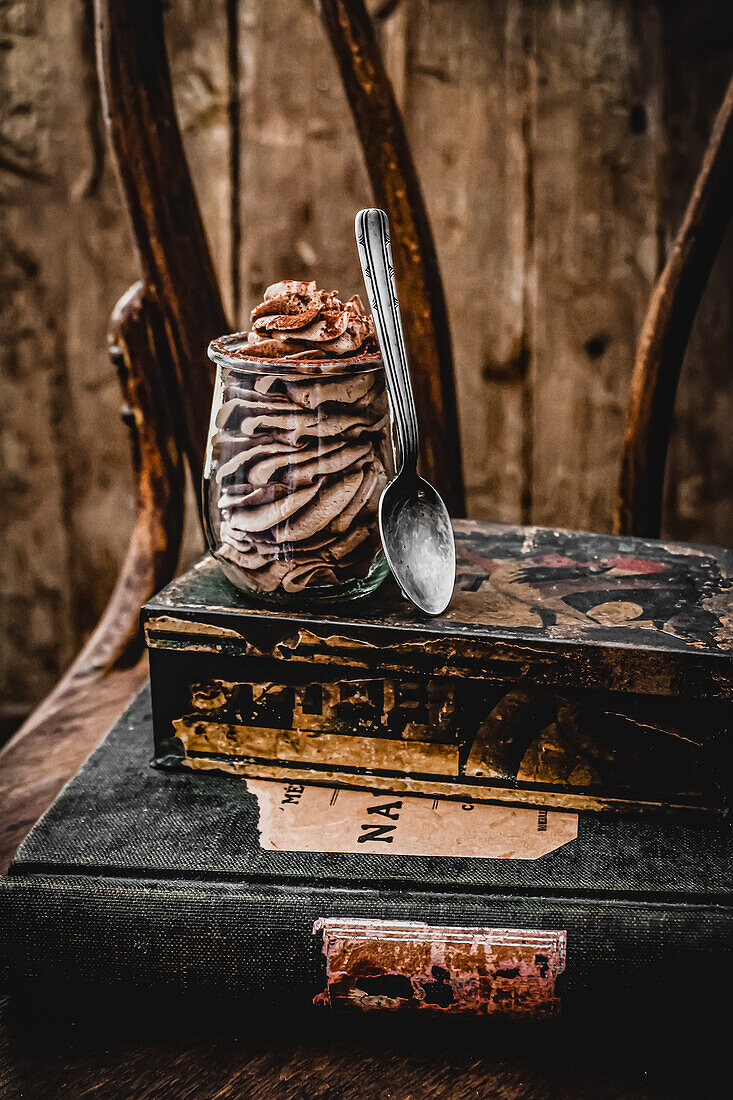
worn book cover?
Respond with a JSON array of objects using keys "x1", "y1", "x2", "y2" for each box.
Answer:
[
  {"x1": 143, "y1": 522, "x2": 733, "y2": 815},
  {"x1": 0, "y1": 685, "x2": 730, "y2": 1016}
]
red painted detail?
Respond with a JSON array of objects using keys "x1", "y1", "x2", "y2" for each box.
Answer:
[
  {"x1": 459, "y1": 550, "x2": 504, "y2": 573},
  {"x1": 536, "y1": 554, "x2": 583, "y2": 568},
  {"x1": 605, "y1": 557, "x2": 669, "y2": 573}
]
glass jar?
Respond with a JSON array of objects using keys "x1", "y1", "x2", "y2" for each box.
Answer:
[{"x1": 204, "y1": 333, "x2": 394, "y2": 603}]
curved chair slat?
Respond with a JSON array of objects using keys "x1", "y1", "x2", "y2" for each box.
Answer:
[
  {"x1": 106, "y1": 282, "x2": 186, "y2": 669},
  {"x1": 52, "y1": 282, "x2": 184, "y2": 681},
  {"x1": 319, "y1": 0, "x2": 465, "y2": 515},
  {"x1": 95, "y1": 0, "x2": 228, "y2": 490},
  {"x1": 617, "y1": 73, "x2": 733, "y2": 537}
]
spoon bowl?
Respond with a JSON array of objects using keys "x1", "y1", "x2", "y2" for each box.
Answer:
[{"x1": 379, "y1": 474, "x2": 455, "y2": 616}]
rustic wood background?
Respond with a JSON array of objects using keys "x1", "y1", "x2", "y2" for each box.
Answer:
[{"x1": 2, "y1": 0, "x2": 733, "y2": 728}]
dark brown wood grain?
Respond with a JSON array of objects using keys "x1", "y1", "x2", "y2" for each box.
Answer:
[
  {"x1": 617, "y1": 71, "x2": 733, "y2": 537},
  {"x1": 0, "y1": 972, "x2": 728, "y2": 1098},
  {"x1": 318, "y1": 0, "x2": 465, "y2": 516},
  {"x1": 106, "y1": 281, "x2": 185, "y2": 667},
  {"x1": 94, "y1": 0, "x2": 229, "y2": 492}
]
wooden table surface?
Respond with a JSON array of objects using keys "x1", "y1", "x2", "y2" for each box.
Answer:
[{"x1": 0, "y1": 666, "x2": 728, "y2": 1099}]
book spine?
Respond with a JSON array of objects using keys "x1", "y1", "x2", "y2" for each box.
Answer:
[{"x1": 0, "y1": 874, "x2": 729, "y2": 1013}]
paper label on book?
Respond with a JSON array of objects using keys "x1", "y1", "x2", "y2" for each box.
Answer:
[{"x1": 245, "y1": 780, "x2": 578, "y2": 859}]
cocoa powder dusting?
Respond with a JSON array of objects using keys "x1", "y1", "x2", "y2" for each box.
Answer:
[{"x1": 245, "y1": 280, "x2": 379, "y2": 362}]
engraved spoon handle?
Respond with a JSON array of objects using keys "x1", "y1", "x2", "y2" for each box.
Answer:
[{"x1": 355, "y1": 208, "x2": 419, "y2": 476}]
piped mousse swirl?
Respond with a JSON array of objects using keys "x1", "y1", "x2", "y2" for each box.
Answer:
[{"x1": 210, "y1": 281, "x2": 392, "y2": 595}]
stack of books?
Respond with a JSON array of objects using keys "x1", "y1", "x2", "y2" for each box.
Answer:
[{"x1": 2, "y1": 520, "x2": 731, "y2": 1016}]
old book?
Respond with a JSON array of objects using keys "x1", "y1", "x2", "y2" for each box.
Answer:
[
  {"x1": 0, "y1": 686, "x2": 730, "y2": 1016},
  {"x1": 143, "y1": 520, "x2": 733, "y2": 814}
]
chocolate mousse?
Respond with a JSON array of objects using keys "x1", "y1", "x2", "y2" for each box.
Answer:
[{"x1": 208, "y1": 281, "x2": 392, "y2": 596}]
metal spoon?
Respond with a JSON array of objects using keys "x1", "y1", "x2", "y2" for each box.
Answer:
[{"x1": 355, "y1": 207, "x2": 455, "y2": 616}]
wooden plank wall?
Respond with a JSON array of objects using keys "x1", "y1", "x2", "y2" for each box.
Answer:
[{"x1": 1, "y1": 0, "x2": 732, "y2": 724}]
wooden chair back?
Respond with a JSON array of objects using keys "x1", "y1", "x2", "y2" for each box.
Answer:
[{"x1": 92, "y1": 0, "x2": 733, "y2": 674}]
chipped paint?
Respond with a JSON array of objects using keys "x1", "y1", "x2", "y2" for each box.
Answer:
[
  {"x1": 703, "y1": 585, "x2": 733, "y2": 650},
  {"x1": 177, "y1": 755, "x2": 710, "y2": 814},
  {"x1": 186, "y1": 676, "x2": 457, "y2": 742},
  {"x1": 275, "y1": 629, "x2": 378, "y2": 661},
  {"x1": 274, "y1": 630, "x2": 489, "y2": 675},
  {"x1": 174, "y1": 718, "x2": 460, "y2": 775},
  {"x1": 190, "y1": 680, "x2": 237, "y2": 712},
  {"x1": 313, "y1": 919, "x2": 566, "y2": 1017},
  {"x1": 146, "y1": 615, "x2": 246, "y2": 639},
  {"x1": 163, "y1": 662, "x2": 721, "y2": 814}
]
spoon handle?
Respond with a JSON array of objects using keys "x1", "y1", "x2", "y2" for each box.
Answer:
[{"x1": 355, "y1": 208, "x2": 419, "y2": 476}]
